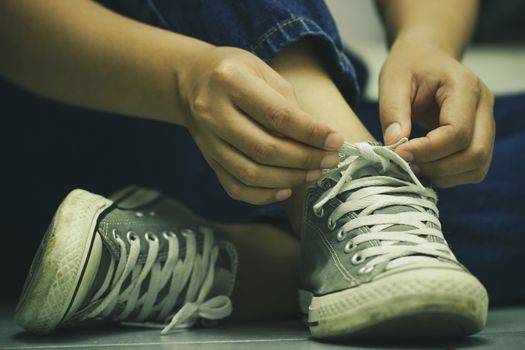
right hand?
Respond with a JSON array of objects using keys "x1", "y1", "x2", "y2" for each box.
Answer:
[{"x1": 178, "y1": 46, "x2": 343, "y2": 205}]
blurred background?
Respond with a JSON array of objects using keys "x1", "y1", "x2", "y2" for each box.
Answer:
[{"x1": 325, "y1": 0, "x2": 525, "y2": 100}]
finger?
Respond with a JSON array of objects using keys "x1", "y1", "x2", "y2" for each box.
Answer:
[
  {"x1": 397, "y1": 73, "x2": 480, "y2": 162},
  {"x1": 209, "y1": 159, "x2": 292, "y2": 205},
  {"x1": 211, "y1": 137, "x2": 322, "y2": 188},
  {"x1": 417, "y1": 86, "x2": 495, "y2": 180},
  {"x1": 417, "y1": 97, "x2": 495, "y2": 177},
  {"x1": 260, "y1": 61, "x2": 298, "y2": 101},
  {"x1": 417, "y1": 145, "x2": 488, "y2": 177},
  {"x1": 228, "y1": 73, "x2": 343, "y2": 151},
  {"x1": 211, "y1": 104, "x2": 340, "y2": 170},
  {"x1": 378, "y1": 68, "x2": 413, "y2": 145},
  {"x1": 429, "y1": 167, "x2": 489, "y2": 188}
]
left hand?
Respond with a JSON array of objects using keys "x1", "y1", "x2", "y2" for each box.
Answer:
[{"x1": 378, "y1": 39, "x2": 496, "y2": 188}]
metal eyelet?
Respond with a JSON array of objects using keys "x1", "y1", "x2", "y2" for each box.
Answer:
[
  {"x1": 344, "y1": 241, "x2": 355, "y2": 253},
  {"x1": 148, "y1": 211, "x2": 156, "y2": 217},
  {"x1": 162, "y1": 231, "x2": 176, "y2": 239},
  {"x1": 145, "y1": 232, "x2": 159, "y2": 242},
  {"x1": 327, "y1": 217, "x2": 337, "y2": 231},
  {"x1": 358, "y1": 265, "x2": 374, "y2": 275},
  {"x1": 135, "y1": 212, "x2": 144, "y2": 218},
  {"x1": 126, "y1": 231, "x2": 139, "y2": 242},
  {"x1": 336, "y1": 230, "x2": 346, "y2": 242},
  {"x1": 112, "y1": 228, "x2": 120, "y2": 240},
  {"x1": 314, "y1": 207, "x2": 324, "y2": 218},
  {"x1": 351, "y1": 253, "x2": 364, "y2": 265}
]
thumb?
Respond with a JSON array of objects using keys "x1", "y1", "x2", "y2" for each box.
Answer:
[{"x1": 379, "y1": 71, "x2": 413, "y2": 145}]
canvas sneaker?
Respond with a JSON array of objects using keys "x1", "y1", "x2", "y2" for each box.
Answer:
[
  {"x1": 15, "y1": 186, "x2": 238, "y2": 335},
  {"x1": 298, "y1": 138, "x2": 488, "y2": 340}
]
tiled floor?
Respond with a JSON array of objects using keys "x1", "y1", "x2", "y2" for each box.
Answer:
[{"x1": 1, "y1": 302, "x2": 524, "y2": 350}]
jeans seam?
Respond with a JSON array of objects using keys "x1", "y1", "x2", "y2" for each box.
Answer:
[
  {"x1": 248, "y1": 16, "x2": 359, "y2": 108},
  {"x1": 250, "y1": 17, "x2": 313, "y2": 52}
]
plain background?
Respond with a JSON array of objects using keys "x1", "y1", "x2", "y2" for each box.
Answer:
[{"x1": 325, "y1": 0, "x2": 525, "y2": 99}]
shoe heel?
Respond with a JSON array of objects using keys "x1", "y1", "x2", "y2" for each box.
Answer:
[
  {"x1": 15, "y1": 189, "x2": 113, "y2": 334},
  {"x1": 298, "y1": 289, "x2": 313, "y2": 314}
]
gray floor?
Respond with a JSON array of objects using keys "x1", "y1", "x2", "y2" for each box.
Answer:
[{"x1": 1, "y1": 301, "x2": 524, "y2": 350}]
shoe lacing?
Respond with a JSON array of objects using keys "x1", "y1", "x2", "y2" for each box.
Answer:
[
  {"x1": 313, "y1": 138, "x2": 457, "y2": 272},
  {"x1": 86, "y1": 227, "x2": 232, "y2": 335}
]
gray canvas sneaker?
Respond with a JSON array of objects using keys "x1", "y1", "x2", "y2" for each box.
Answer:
[
  {"x1": 299, "y1": 138, "x2": 488, "y2": 340},
  {"x1": 15, "y1": 186, "x2": 238, "y2": 335}
]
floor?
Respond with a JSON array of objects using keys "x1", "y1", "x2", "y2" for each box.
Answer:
[{"x1": 1, "y1": 302, "x2": 524, "y2": 350}]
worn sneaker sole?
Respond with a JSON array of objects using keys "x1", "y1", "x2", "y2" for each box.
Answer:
[
  {"x1": 299, "y1": 268, "x2": 488, "y2": 340},
  {"x1": 15, "y1": 185, "x2": 227, "y2": 334},
  {"x1": 13, "y1": 186, "x2": 152, "y2": 334}
]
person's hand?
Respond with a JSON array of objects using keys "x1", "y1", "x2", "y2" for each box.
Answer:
[
  {"x1": 177, "y1": 46, "x2": 343, "y2": 204},
  {"x1": 379, "y1": 40, "x2": 495, "y2": 187}
]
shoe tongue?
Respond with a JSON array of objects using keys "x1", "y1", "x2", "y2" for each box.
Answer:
[
  {"x1": 374, "y1": 204, "x2": 420, "y2": 232},
  {"x1": 118, "y1": 232, "x2": 237, "y2": 317},
  {"x1": 135, "y1": 235, "x2": 237, "y2": 309},
  {"x1": 335, "y1": 156, "x2": 413, "y2": 203},
  {"x1": 123, "y1": 238, "x2": 236, "y2": 325},
  {"x1": 328, "y1": 141, "x2": 447, "y2": 269},
  {"x1": 333, "y1": 147, "x2": 426, "y2": 240},
  {"x1": 88, "y1": 226, "x2": 236, "y2": 310}
]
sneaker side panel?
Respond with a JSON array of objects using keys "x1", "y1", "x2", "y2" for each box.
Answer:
[{"x1": 299, "y1": 185, "x2": 360, "y2": 297}]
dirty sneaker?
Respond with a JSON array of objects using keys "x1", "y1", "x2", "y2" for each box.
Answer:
[
  {"x1": 298, "y1": 138, "x2": 488, "y2": 340},
  {"x1": 15, "y1": 186, "x2": 238, "y2": 335}
]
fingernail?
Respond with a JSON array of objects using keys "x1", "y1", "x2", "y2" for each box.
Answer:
[
  {"x1": 275, "y1": 188, "x2": 292, "y2": 201},
  {"x1": 321, "y1": 153, "x2": 340, "y2": 168},
  {"x1": 398, "y1": 150, "x2": 414, "y2": 163},
  {"x1": 306, "y1": 169, "x2": 322, "y2": 182},
  {"x1": 324, "y1": 132, "x2": 344, "y2": 149},
  {"x1": 384, "y1": 123, "x2": 401, "y2": 144},
  {"x1": 410, "y1": 164, "x2": 420, "y2": 174}
]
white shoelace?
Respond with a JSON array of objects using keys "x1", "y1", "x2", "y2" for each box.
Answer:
[
  {"x1": 313, "y1": 138, "x2": 456, "y2": 272},
  {"x1": 86, "y1": 227, "x2": 232, "y2": 335}
]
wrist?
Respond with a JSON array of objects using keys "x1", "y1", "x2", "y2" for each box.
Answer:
[
  {"x1": 391, "y1": 26, "x2": 461, "y2": 59},
  {"x1": 154, "y1": 34, "x2": 214, "y2": 128}
]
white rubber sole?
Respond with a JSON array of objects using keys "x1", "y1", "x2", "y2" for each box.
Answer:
[
  {"x1": 15, "y1": 189, "x2": 113, "y2": 334},
  {"x1": 299, "y1": 268, "x2": 489, "y2": 340}
]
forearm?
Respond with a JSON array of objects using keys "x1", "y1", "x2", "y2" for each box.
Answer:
[
  {"x1": 376, "y1": 0, "x2": 478, "y2": 58},
  {"x1": 0, "y1": 0, "x2": 212, "y2": 125}
]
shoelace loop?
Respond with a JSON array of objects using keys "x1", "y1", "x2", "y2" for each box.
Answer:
[
  {"x1": 86, "y1": 227, "x2": 232, "y2": 334},
  {"x1": 313, "y1": 138, "x2": 456, "y2": 272}
]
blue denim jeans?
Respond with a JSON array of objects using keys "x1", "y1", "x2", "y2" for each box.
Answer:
[{"x1": 1, "y1": 0, "x2": 524, "y2": 305}]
